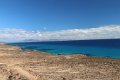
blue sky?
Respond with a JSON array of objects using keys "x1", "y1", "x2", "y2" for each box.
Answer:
[
  {"x1": 0, "y1": 0, "x2": 120, "y2": 42},
  {"x1": 0, "y1": 0, "x2": 120, "y2": 31}
]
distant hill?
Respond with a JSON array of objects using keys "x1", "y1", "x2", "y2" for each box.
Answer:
[
  {"x1": 23, "y1": 39, "x2": 65, "y2": 42},
  {"x1": 23, "y1": 38, "x2": 120, "y2": 43}
]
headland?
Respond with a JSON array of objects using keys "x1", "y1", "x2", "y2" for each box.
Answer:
[{"x1": 0, "y1": 43, "x2": 120, "y2": 80}]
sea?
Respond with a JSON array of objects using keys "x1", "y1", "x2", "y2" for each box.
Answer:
[{"x1": 10, "y1": 39, "x2": 120, "y2": 58}]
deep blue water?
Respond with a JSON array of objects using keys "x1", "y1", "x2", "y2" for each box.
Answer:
[{"x1": 10, "y1": 39, "x2": 120, "y2": 58}]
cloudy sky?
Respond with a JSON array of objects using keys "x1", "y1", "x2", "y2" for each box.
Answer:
[
  {"x1": 0, "y1": 25, "x2": 120, "y2": 42},
  {"x1": 0, "y1": 0, "x2": 120, "y2": 42}
]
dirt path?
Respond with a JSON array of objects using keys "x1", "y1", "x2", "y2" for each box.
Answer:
[
  {"x1": 9, "y1": 66, "x2": 38, "y2": 80},
  {"x1": 0, "y1": 62, "x2": 40, "y2": 80}
]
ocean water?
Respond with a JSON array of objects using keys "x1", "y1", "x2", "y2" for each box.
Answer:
[{"x1": 11, "y1": 39, "x2": 120, "y2": 58}]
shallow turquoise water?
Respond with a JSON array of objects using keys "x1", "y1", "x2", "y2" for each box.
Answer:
[{"x1": 11, "y1": 39, "x2": 120, "y2": 58}]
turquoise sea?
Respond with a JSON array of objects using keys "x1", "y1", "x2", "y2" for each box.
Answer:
[{"x1": 11, "y1": 39, "x2": 120, "y2": 58}]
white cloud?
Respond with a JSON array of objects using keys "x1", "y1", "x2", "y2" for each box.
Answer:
[{"x1": 0, "y1": 25, "x2": 120, "y2": 42}]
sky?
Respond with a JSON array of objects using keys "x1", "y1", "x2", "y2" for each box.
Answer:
[{"x1": 0, "y1": 0, "x2": 120, "y2": 42}]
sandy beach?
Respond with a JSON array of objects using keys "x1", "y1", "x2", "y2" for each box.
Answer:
[{"x1": 0, "y1": 43, "x2": 120, "y2": 80}]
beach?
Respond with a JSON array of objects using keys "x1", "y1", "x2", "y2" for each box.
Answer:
[{"x1": 0, "y1": 43, "x2": 120, "y2": 80}]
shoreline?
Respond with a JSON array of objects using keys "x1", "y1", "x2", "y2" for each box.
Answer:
[
  {"x1": 9, "y1": 43, "x2": 118, "y2": 59},
  {"x1": 0, "y1": 43, "x2": 120, "y2": 80}
]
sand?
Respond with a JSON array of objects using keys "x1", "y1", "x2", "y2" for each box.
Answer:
[{"x1": 0, "y1": 43, "x2": 120, "y2": 80}]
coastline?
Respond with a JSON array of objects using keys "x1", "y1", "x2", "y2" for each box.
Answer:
[{"x1": 0, "y1": 43, "x2": 120, "y2": 80}]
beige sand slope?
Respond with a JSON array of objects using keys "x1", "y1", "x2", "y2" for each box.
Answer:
[{"x1": 0, "y1": 43, "x2": 120, "y2": 80}]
